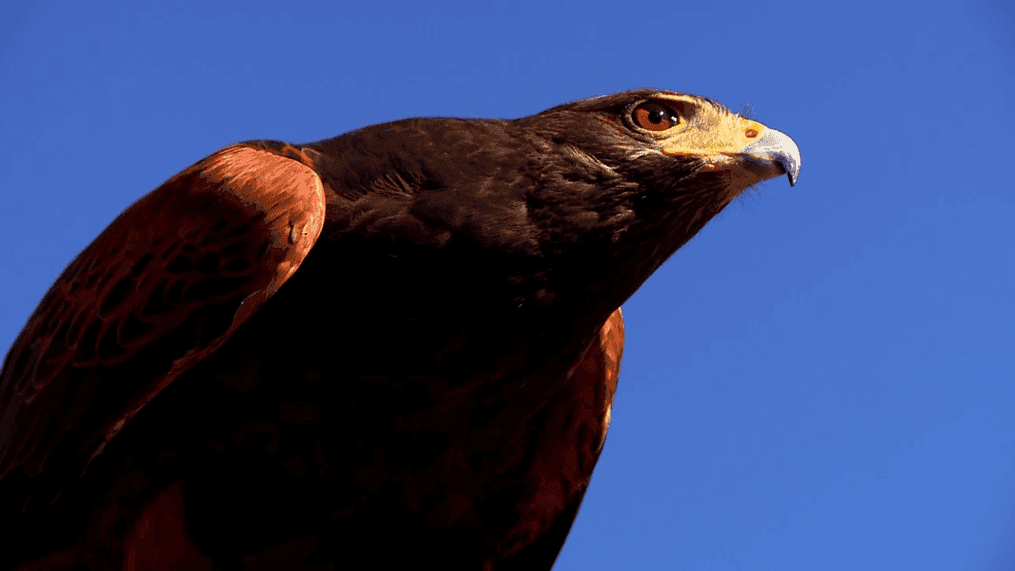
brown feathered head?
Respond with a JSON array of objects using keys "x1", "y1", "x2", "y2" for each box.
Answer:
[{"x1": 308, "y1": 88, "x2": 800, "y2": 317}]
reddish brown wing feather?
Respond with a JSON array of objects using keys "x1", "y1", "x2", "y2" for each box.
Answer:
[
  {"x1": 497, "y1": 308, "x2": 624, "y2": 567},
  {"x1": 0, "y1": 144, "x2": 325, "y2": 487}
]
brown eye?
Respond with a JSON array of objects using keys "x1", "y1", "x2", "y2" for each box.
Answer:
[{"x1": 632, "y1": 102, "x2": 680, "y2": 132}]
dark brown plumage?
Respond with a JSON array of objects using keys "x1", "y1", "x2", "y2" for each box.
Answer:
[{"x1": 0, "y1": 89, "x2": 799, "y2": 570}]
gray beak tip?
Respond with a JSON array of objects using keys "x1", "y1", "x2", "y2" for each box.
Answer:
[{"x1": 743, "y1": 127, "x2": 801, "y2": 188}]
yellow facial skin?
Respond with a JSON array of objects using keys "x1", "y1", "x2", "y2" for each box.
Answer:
[{"x1": 632, "y1": 93, "x2": 801, "y2": 203}]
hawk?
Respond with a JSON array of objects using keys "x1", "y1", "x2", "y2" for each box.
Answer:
[{"x1": 0, "y1": 89, "x2": 800, "y2": 570}]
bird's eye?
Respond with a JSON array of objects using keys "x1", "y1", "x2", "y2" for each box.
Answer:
[{"x1": 631, "y1": 102, "x2": 680, "y2": 132}]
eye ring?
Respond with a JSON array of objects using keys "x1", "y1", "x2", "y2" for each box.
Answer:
[{"x1": 631, "y1": 101, "x2": 680, "y2": 132}]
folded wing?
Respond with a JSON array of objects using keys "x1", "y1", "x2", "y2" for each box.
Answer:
[{"x1": 0, "y1": 144, "x2": 325, "y2": 512}]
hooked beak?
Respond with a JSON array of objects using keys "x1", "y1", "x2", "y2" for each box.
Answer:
[{"x1": 742, "y1": 127, "x2": 801, "y2": 186}]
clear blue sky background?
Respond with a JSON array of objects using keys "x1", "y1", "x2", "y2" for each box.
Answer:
[{"x1": 1, "y1": 1, "x2": 1013, "y2": 569}]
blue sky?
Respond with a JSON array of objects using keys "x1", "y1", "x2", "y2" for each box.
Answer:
[{"x1": 1, "y1": 1, "x2": 1013, "y2": 569}]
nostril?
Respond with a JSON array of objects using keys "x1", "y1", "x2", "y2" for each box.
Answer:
[{"x1": 745, "y1": 128, "x2": 759, "y2": 138}]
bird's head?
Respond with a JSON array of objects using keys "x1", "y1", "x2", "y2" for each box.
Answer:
[
  {"x1": 513, "y1": 88, "x2": 801, "y2": 302},
  {"x1": 529, "y1": 89, "x2": 799, "y2": 188},
  {"x1": 312, "y1": 88, "x2": 800, "y2": 314}
]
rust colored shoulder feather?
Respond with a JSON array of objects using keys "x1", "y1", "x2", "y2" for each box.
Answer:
[
  {"x1": 497, "y1": 308, "x2": 624, "y2": 569},
  {"x1": 0, "y1": 144, "x2": 325, "y2": 504}
]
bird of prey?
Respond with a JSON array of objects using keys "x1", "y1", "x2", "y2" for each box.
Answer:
[{"x1": 0, "y1": 89, "x2": 800, "y2": 570}]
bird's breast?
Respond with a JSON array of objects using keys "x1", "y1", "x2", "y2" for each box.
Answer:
[{"x1": 133, "y1": 249, "x2": 620, "y2": 560}]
